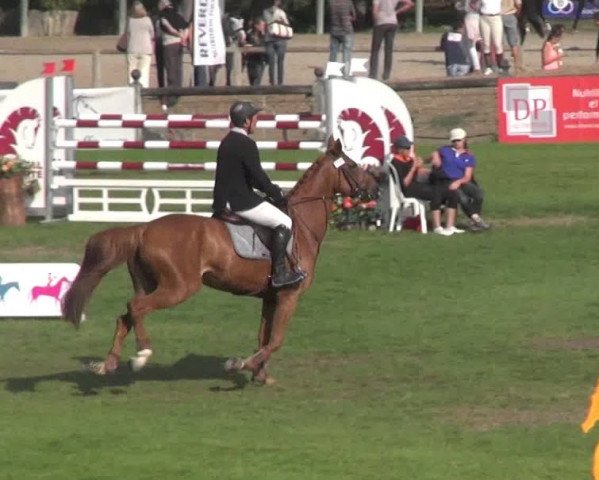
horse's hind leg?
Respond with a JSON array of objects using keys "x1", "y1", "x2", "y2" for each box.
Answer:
[
  {"x1": 90, "y1": 259, "x2": 151, "y2": 375},
  {"x1": 90, "y1": 313, "x2": 133, "y2": 375},
  {"x1": 127, "y1": 263, "x2": 202, "y2": 372}
]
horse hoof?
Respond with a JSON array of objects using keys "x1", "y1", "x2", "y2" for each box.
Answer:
[
  {"x1": 88, "y1": 361, "x2": 107, "y2": 375},
  {"x1": 252, "y1": 375, "x2": 276, "y2": 386},
  {"x1": 224, "y1": 357, "x2": 244, "y2": 373},
  {"x1": 129, "y1": 349, "x2": 152, "y2": 372}
]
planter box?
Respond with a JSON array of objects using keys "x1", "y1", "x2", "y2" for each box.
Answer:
[{"x1": 0, "y1": 176, "x2": 26, "y2": 226}]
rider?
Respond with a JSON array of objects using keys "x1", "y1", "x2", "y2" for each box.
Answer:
[{"x1": 212, "y1": 101, "x2": 305, "y2": 289}]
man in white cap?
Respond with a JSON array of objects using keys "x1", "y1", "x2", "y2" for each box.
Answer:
[
  {"x1": 212, "y1": 101, "x2": 305, "y2": 288},
  {"x1": 430, "y1": 127, "x2": 490, "y2": 232}
]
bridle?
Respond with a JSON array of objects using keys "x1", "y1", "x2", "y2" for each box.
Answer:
[
  {"x1": 286, "y1": 149, "x2": 378, "y2": 246},
  {"x1": 336, "y1": 154, "x2": 377, "y2": 202},
  {"x1": 288, "y1": 150, "x2": 376, "y2": 209}
]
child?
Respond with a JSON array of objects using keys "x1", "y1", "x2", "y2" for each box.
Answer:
[
  {"x1": 439, "y1": 21, "x2": 473, "y2": 77},
  {"x1": 541, "y1": 23, "x2": 565, "y2": 71}
]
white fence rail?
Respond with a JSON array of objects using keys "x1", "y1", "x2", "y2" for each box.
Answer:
[{"x1": 52, "y1": 178, "x2": 297, "y2": 223}]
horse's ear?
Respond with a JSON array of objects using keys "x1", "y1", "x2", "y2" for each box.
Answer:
[
  {"x1": 333, "y1": 138, "x2": 343, "y2": 155},
  {"x1": 326, "y1": 135, "x2": 336, "y2": 152}
]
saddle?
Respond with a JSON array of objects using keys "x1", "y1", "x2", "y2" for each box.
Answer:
[{"x1": 213, "y1": 210, "x2": 293, "y2": 261}]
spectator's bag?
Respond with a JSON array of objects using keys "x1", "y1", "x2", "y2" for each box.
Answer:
[
  {"x1": 116, "y1": 33, "x2": 128, "y2": 53},
  {"x1": 268, "y1": 22, "x2": 293, "y2": 39}
]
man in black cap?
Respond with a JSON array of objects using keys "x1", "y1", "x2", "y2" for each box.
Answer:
[{"x1": 212, "y1": 101, "x2": 305, "y2": 289}]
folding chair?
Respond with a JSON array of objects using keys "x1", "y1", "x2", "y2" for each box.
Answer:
[{"x1": 387, "y1": 163, "x2": 428, "y2": 234}]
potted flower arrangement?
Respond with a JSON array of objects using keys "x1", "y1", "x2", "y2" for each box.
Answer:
[{"x1": 0, "y1": 154, "x2": 40, "y2": 226}]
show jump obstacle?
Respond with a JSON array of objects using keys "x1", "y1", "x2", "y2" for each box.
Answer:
[{"x1": 0, "y1": 75, "x2": 413, "y2": 223}]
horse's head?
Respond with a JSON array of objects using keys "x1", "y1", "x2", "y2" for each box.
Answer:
[{"x1": 325, "y1": 136, "x2": 380, "y2": 201}]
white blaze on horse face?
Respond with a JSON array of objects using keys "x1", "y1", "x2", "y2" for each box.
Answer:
[
  {"x1": 337, "y1": 120, "x2": 368, "y2": 164},
  {"x1": 333, "y1": 158, "x2": 345, "y2": 169}
]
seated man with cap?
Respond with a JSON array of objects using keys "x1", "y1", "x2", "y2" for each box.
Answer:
[
  {"x1": 390, "y1": 135, "x2": 463, "y2": 236},
  {"x1": 430, "y1": 127, "x2": 490, "y2": 232},
  {"x1": 212, "y1": 101, "x2": 305, "y2": 288}
]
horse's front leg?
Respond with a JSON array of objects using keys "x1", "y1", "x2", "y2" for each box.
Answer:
[
  {"x1": 227, "y1": 291, "x2": 300, "y2": 384},
  {"x1": 89, "y1": 313, "x2": 132, "y2": 375},
  {"x1": 252, "y1": 296, "x2": 277, "y2": 385}
]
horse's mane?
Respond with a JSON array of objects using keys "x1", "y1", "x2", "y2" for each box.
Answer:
[{"x1": 286, "y1": 152, "x2": 329, "y2": 198}]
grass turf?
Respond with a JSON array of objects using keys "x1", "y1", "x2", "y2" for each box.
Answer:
[{"x1": 1, "y1": 142, "x2": 598, "y2": 479}]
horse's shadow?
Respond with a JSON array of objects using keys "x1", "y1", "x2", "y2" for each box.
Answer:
[{"x1": 2, "y1": 354, "x2": 249, "y2": 396}]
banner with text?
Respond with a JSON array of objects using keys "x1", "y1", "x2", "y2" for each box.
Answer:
[
  {"x1": 498, "y1": 75, "x2": 599, "y2": 143},
  {"x1": 193, "y1": 0, "x2": 226, "y2": 66}
]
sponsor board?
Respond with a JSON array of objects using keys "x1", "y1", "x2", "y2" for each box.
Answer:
[
  {"x1": 498, "y1": 75, "x2": 599, "y2": 143},
  {"x1": 0, "y1": 263, "x2": 79, "y2": 317}
]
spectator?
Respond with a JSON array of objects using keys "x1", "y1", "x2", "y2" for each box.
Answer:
[
  {"x1": 390, "y1": 135, "x2": 464, "y2": 236},
  {"x1": 244, "y1": 17, "x2": 269, "y2": 86},
  {"x1": 501, "y1": 0, "x2": 523, "y2": 74},
  {"x1": 210, "y1": 13, "x2": 246, "y2": 86},
  {"x1": 329, "y1": 0, "x2": 356, "y2": 77},
  {"x1": 542, "y1": 24, "x2": 565, "y2": 70},
  {"x1": 125, "y1": 1, "x2": 154, "y2": 88},
  {"x1": 479, "y1": 0, "x2": 504, "y2": 75},
  {"x1": 439, "y1": 20, "x2": 472, "y2": 77},
  {"x1": 430, "y1": 128, "x2": 491, "y2": 232},
  {"x1": 369, "y1": 0, "x2": 414, "y2": 81},
  {"x1": 263, "y1": 0, "x2": 292, "y2": 85},
  {"x1": 462, "y1": 0, "x2": 483, "y2": 73},
  {"x1": 157, "y1": 0, "x2": 188, "y2": 91}
]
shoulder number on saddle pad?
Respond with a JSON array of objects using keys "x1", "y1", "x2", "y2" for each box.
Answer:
[{"x1": 333, "y1": 158, "x2": 345, "y2": 169}]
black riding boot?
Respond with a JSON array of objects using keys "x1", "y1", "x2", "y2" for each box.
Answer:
[{"x1": 271, "y1": 225, "x2": 304, "y2": 289}]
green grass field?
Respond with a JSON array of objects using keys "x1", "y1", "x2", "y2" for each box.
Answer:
[{"x1": 1, "y1": 142, "x2": 599, "y2": 479}]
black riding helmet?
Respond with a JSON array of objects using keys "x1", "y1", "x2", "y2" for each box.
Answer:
[{"x1": 229, "y1": 101, "x2": 262, "y2": 127}]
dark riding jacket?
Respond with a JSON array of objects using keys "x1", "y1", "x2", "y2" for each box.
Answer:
[{"x1": 212, "y1": 129, "x2": 284, "y2": 213}]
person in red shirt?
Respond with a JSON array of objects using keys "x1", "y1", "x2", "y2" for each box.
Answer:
[{"x1": 390, "y1": 135, "x2": 464, "y2": 236}]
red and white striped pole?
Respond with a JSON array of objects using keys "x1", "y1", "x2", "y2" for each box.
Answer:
[{"x1": 52, "y1": 161, "x2": 314, "y2": 172}]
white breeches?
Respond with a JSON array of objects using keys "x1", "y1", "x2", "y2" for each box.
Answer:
[
  {"x1": 479, "y1": 15, "x2": 504, "y2": 55},
  {"x1": 235, "y1": 201, "x2": 292, "y2": 229},
  {"x1": 126, "y1": 53, "x2": 152, "y2": 87}
]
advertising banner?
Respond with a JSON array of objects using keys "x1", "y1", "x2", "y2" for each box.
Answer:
[
  {"x1": 542, "y1": 0, "x2": 599, "y2": 19},
  {"x1": 326, "y1": 77, "x2": 391, "y2": 166},
  {"x1": 498, "y1": 75, "x2": 599, "y2": 143},
  {"x1": 0, "y1": 263, "x2": 79, "y2": 317},
  {"x1": 193, "y1": 0, "x2": 226, "y2": 66}
]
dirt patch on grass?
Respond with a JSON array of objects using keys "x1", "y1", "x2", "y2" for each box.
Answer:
[
  {"x1": 449, "y1": 405, "x2": 580, "y2": 431},
  {"x1": 531, "y1": 337, "x2": 599, "y2": 351},
  {"x1": 11, "y1": 245, "x2": 76, "y2": 260},
  {"x1": 492, "y1": 215, "x2": 590, "y2": 228}
]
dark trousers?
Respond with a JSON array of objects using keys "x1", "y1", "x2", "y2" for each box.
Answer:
[
  {"x1": 404, "y1": 182, "x2": 459, "y2": 211},
  {"x1": 246, "y1": 57, "x2": 267, "y2": 86},
  {"x1": 266, "y1": 39, "x2": 287, "y2": 85},
  {"x1": 193, "y1": 65, "x2": 208, "y2": 87},
  {"x1": 163, "y1": 43, "x2": 182, "y2": 87},
  {"x1": 458, "y1": 181, "x2": 484, "y2": 217},
  {"x1": 369, "y1": 24, "x2": 397, "y2": 81},
  {"x1": 155, "y1": 42, "x2": 165, "y2": 88}
]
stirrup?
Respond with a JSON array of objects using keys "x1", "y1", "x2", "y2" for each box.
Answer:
[{"x1": 271, "y1": 270, "x2": 305, "y2": 289}]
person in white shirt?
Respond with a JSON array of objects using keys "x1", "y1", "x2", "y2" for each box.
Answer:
[
  {"x1": 479, "y1": 0, "x2": 504, "y2": 75},
  {"x1": 125, "y1": 1, "x2": 154, "y2": 87}
]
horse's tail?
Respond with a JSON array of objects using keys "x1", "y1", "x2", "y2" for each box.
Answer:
[{"x1": 62, "y1": 225, "x2": 144, "y2": 327}]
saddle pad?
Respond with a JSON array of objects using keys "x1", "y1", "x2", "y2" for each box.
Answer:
[{"x1": 224, "y1": 223, "x2": 293, "y2": 261}]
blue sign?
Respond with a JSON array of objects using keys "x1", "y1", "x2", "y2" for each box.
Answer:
[{"x1": 542, "y1": 0, "x2": 599, "y2": 19}]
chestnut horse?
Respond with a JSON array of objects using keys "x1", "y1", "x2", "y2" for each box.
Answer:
[{"x1": 61, "y1": 137, "x2": 380, "y2": 384}]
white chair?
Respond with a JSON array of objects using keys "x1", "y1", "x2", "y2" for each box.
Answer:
[{"x1": 387, "y1": 163, "x2": 428, "y2": 234}]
